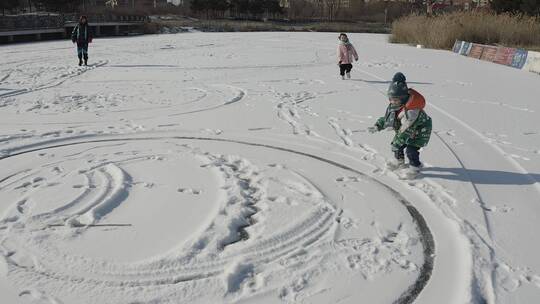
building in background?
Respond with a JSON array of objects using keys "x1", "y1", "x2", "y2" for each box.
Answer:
[
  {"x1": 82, "y1": 0, "x2": 171, "y2": 9},
  {"x1": 280, "y1": 0, "x2": 352, "y2": 9},
  {"x1": 459, "y1": 0, "x2": 490, "y2": 9},
  {"x1": 363, "y1": 0, "x2": 489, "y2": 9}
]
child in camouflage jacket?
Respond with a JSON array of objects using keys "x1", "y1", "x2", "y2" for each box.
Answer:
[{"x1": 369, "y1": 72, "x2": 432, "y2": 172}]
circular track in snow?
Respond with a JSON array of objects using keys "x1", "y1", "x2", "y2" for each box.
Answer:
[{"x1": 0, "y1": 134, "x2": 434, "y2": 304}]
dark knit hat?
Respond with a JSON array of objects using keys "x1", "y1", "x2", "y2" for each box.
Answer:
[
  {"x1": 387, "y1": 72, "x2": 409, "y2": 104},
  {"x1": 392, "y1": 72, "x2": 406, "y2": 83},
  {"x1": 387, "y1": 81, "x2": 409, "y2": 99}
]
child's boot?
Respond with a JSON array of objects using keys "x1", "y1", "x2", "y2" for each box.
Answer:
[
  {"x1": 386, "y1": 158, "x2": 407, "y2": 170},
  {"x1": 400, "y1": 164, "x2": 422, "y2": 179}
]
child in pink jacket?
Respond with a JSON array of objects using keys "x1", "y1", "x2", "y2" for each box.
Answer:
[{"x1": 337, "y1": 33, "x2": 359, "y2": 80}]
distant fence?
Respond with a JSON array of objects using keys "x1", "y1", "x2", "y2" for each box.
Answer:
[
  {"x1": 63, "y1": 14, "x2": 148, "y2": 24},
  {"x1": 1, "y1": 13, "x2": 148, "y2": 43},
  {"x1": 0, "y1": 14, "x2": 147, "y2": 31},
  {"x1": 0, "y1": 14, "x2": 63, "y2": 31},
  {"x1": 452, "y1": 40, "x2": 540, "y2": 75}
]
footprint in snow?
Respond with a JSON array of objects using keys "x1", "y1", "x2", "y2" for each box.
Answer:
[
  {"x1": 178, "y1": 188, "x2": 202, "y2": 195},
  {"x1": 528, "y1": 275, "x2": 540, "y2": 288},
  {"x1": 267, "y1": 163, "x2": 285, "y2": 169},
  {"x1": 508, "y1": 154, "x2": 530, "y2": 161},
  {"x1": 484, "y1": 205, "x2": 514, "y2": 213},
  {"x1": 14, "y1": 182, "x2": 32, "y2": 190},
  {"x1": 336, "y1": 176, "x2": 362, "y2": 183}
]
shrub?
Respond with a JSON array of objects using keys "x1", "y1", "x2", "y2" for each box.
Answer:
[{"x1": 390, "y1": 11, "x2": 540, "y2": 50}]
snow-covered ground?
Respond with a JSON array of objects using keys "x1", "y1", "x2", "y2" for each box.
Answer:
[{"x1": 0, "y1": 32, "x2": 539, "y2": 304}]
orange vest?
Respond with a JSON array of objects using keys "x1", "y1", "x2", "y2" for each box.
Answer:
[
  {"x1": 398, "y1": 89, "x2": 426, "y2": 116},
  {"x1": 405, "y1": 89, "x2": 426, "y2": 110}
]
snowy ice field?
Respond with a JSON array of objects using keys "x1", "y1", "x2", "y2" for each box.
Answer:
[{"x1": 0, "y1": 32, "x2": 539, "y2": 304}]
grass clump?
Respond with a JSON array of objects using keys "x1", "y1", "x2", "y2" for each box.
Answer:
[{"x1": 390, "y1": 11, "x2": 540, "y2": 50}]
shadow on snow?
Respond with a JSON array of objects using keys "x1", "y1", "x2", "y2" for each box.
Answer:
[{"x1": 422, "y1": 167, "x2": 540, "y2": 185}]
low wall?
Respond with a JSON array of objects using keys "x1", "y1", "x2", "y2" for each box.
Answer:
[
  {"x1": 0, "y1": 14, "x2": 63, "y2": 31},
  {"x1": 452, "y1": 40, "x2": 540, "y2": 75},
  {"x1": 522, "y1": 51, "x2": 540, "y2": 74},
  {"x1": 1, "y1": 14, "x2": 147, "y2": 44}
]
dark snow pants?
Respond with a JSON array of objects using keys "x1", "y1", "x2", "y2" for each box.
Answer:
[
  {"x1": 394, "y1": 145, "x2": 421, "y2": 167},
  {"x1": 339, "y1": 63, "x2": 353, "y2": 76},
  {"x1": 77, "y1": 42, "x2": 89, "y2": 61}
]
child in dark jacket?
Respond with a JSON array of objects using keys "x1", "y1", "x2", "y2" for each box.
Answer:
[{"x1": 71, "y1": 15, "x2": 93, "y2": 66}]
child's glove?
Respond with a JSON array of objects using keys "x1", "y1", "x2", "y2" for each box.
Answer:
[{"x1": 367, "y1": 126, "x2": 378, "y2": 134}]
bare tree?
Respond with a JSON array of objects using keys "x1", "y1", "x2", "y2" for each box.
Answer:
[
  {"x1": 1, "y1": 0, "x2": 20, "y2": 15},
  {"x1": 324, "y1": 0, "x2": 342, "y2": 21},
  {"x1": 106, "y1": 0, "x2": 118, "y2": 9},
  {"x1": 288, "y1": 0, "x2": 317, "y2": 20}
]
